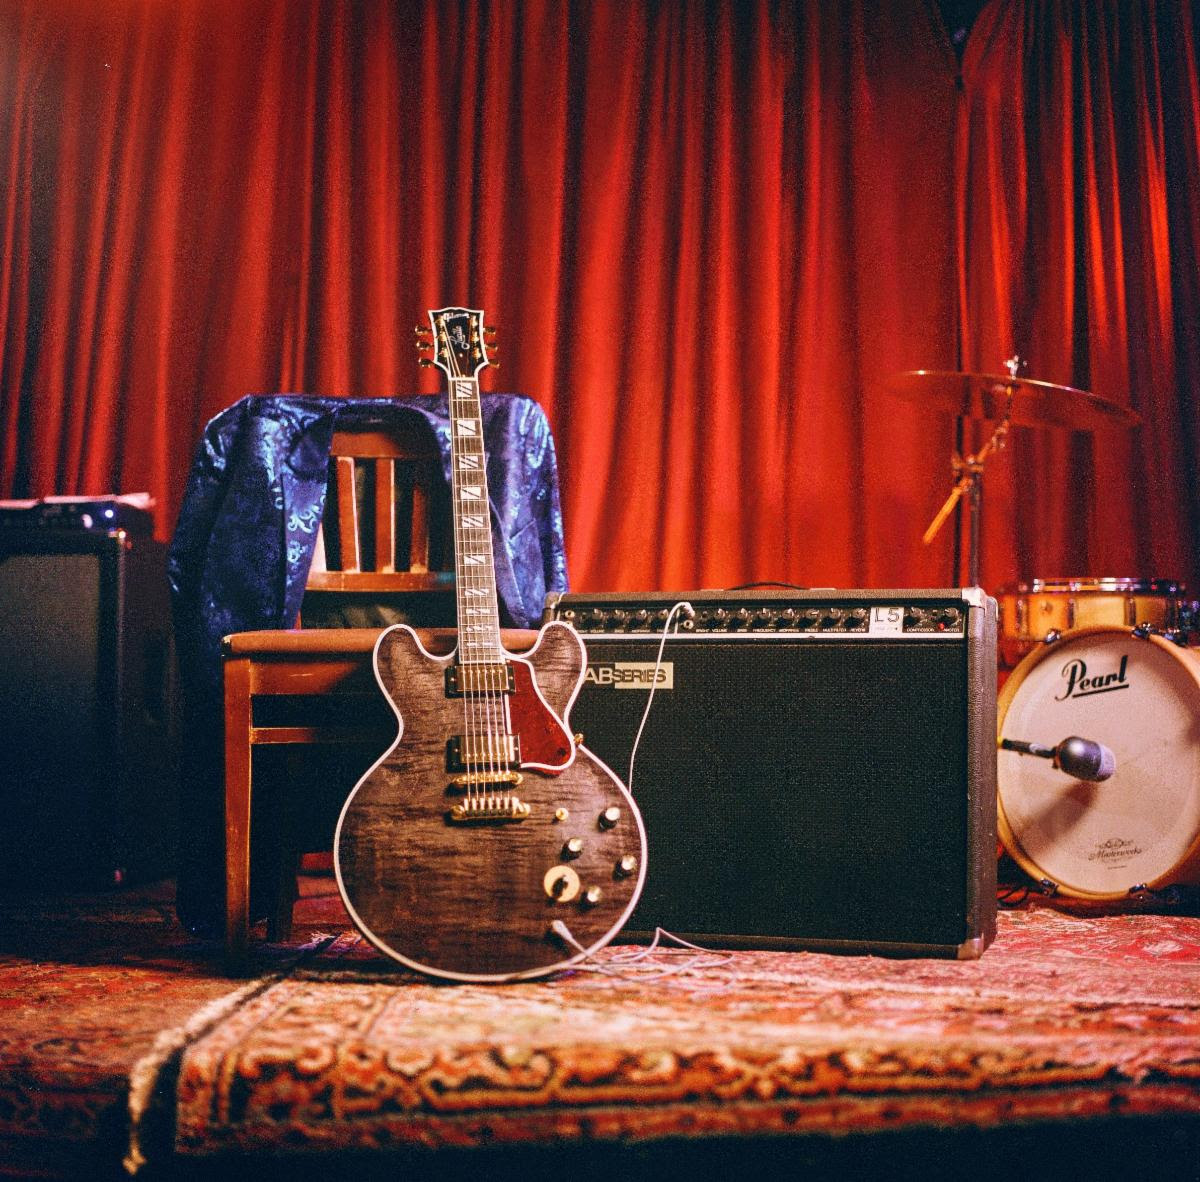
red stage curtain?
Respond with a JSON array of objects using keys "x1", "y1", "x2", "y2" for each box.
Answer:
[{"x1": 1, "y1": 0, "x2": 1196, "y2": 594}]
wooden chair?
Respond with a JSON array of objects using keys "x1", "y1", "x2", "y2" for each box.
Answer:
[{"x1": 221, "y1": 422, "x2": 487, "y2": 961}]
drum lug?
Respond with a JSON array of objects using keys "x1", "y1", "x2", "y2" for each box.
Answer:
[
  {"x1": 1036, "y1": 878, "x2": 1059, "y2": 896},
  {"x1": 1041, "y1": 629, "x2": 1062, "y2": 647},
  {"x1": 1164, "y1": 628, "x2": 1190, "y2": 648},
  {"x1": 1128, "y1": 883, "x2": 1184, "y2": 904},
  {"x1": 1131, "y1": 623, "x2": 1156, "y2": 639}
]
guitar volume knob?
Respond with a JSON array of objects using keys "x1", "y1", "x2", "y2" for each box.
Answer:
[
  {"x1": 563, "y1": 837, "x2": 584, "y2": 859},
  {"x1": 598, "y1": 806, "x2": 621, "y2": 829},
  {"x1": 614, "y1": 854, "x2": 638, "y2": 878},
  {"x1": 543, "y1": 865, "x2": 580, "y2": 902}
]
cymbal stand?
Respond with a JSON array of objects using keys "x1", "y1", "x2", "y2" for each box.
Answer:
[{"x1": 922, "y1": 358, "x2": 1021, "y2": 586}]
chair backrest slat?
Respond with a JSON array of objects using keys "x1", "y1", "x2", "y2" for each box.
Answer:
[
  {"x1": 333, "y1": 455, "x2": 360, "y2": 572},
  {"x1": 305, "y1": 423, "x2": 449, "y2": 594},
  {"x1": 373, "y1": 457, "x2": 396, "y2": 573}
]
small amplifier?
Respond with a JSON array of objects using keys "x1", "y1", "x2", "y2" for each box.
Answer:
[
  {"x1": 0, "y1": 530, "x2": 178, "y2": 887},
  {"x1": 545, "y1": 588, "x2": 998, "y2": 958},
  {"x1": 0, "y1": 497, "x2": 154, "y2": 536}
]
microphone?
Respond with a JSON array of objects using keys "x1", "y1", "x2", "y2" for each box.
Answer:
[{"x1": 1000, "y1": 735, "x2": 1116, "y2": 782}]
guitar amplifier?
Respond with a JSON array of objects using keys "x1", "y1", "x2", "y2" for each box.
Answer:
[
  {"x1": 545, "y1": 588, "x2": 997, "y2": 958},
  {"x1": 0, "y1": 530, "x2": 178, "y2": 887}
]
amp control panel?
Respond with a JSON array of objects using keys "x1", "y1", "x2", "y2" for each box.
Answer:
[{"x1": 545, "y1": 589, "x2": 986, "y2": 639}]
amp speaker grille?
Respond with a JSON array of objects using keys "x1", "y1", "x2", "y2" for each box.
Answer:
[{"x1": 559, "y1": 599, "x2": 997, "y2": 957}]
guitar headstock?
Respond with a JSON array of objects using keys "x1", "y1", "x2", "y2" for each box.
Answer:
[{"x1": 415, "y1": 307, "x2": 497, "y2": 380}]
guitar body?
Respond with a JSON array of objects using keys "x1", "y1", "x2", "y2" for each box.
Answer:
[{"x1": 334, "y1": 620, "x2": 648, "y2": 981}]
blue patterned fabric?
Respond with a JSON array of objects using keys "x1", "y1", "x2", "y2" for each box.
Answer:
[{"x1": 167, "y1": 393, "x2": 568, "y2": 933}]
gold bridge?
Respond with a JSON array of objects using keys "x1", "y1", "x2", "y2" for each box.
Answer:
[
  {"x1": 448, "y1": 795, "x2": 531, "y2": 823},
  {"x1": 449, "y1": 770, "x2": 524, "y2": 789}
]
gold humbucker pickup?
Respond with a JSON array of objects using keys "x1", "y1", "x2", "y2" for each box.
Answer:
[
  {"x1": 445, "y1": 662, "x2": 514, "y2": 697},
  {"x1": 446, "y1": 733, "x2": 520, "y2": 771},
  {"x1": 448, "y1": 795, "x2": 531, "y2": 823}
]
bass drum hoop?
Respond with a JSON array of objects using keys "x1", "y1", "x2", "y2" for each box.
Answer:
[{"x1": 997, "y1": 624, "x2": 1200, "y2": 900}]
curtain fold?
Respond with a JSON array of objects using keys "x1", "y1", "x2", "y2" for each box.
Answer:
[{"x1": 1, "y1": 0, "x2": 1196, "y2": 593}]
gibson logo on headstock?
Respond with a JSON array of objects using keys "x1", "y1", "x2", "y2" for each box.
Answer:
[{"x1": 1055, "y1": 653, "x2": 1129, "y2": 701}]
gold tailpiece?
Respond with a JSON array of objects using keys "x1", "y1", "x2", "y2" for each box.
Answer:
[{"x1": 448, "y1": 795, "x2": 531, "y2": 823}]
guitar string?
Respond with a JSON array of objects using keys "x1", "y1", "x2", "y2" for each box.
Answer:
[
  {"x1": 442, "y1": 314, "x2": 501, "y2": 802},
  {"x1": 441, "y1": 318, "x2": 479, "y2": 806}
]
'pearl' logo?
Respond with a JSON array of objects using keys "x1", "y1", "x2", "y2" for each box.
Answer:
[{"x1": 1055, "y1": 654, "x2": 1129, "y2": 701}]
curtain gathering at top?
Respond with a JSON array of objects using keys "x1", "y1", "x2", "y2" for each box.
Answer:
[{"x1": 1, "y1": 0, "x2": 1197, "y2": 594}]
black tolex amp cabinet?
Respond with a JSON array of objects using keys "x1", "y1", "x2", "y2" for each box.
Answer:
[
  {"x1": 545, "y1": 589, "x2": 998, "y2": 958},
  {"x1": 0, "y1": 529, "x2": 178, "y2": 888}
]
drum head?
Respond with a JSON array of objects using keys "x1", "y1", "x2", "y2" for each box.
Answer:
[{"x1": 998, "y1": 628, "x2": 1200, "y2": 897}]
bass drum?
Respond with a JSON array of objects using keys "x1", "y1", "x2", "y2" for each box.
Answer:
[
  {"x1": 997, "y1": 626, "x2": 1200, "y2": 899},
  {"x1": 996, "y1": 577, "x2": 1190, "y2": 669}
]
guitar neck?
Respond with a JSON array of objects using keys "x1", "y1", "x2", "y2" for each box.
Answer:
[{"x1": 447, "y1": 375, "x2": 504, "y2": 664}]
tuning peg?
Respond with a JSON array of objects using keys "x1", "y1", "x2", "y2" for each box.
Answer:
[
  {"x1": 418, "y1": 358, "x2": 434, "y2": 368},
  {"x1": 484, "y1": 325, "x2": 498, "y2": 336},
  {"x1": 414, "y1": 323, "x2": 432, "y2": 333}
]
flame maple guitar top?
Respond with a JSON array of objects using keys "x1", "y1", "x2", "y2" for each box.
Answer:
[{"x1": 334, "y1": 620, "x2": 647, "y2": 981}]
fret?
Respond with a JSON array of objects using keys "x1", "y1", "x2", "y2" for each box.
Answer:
[{"x1": 429, "y1": 309, "x2": 506, "y2": 665}]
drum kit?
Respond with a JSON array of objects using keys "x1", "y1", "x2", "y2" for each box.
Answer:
[{"x1": 885, "y1": 363, "x2": 1200, "y2": 902}]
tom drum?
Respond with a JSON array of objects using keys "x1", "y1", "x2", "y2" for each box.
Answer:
[{"x1": 997, "y1": 625, "x2": 1200, "y2": 899}]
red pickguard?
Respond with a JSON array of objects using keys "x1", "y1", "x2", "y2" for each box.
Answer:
[{"x1": 508, "y1": 656, "x2": 575, "y2": 769}]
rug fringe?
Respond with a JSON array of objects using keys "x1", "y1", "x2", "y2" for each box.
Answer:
[{"x1": 124, "y1": 933, "x2": 336, "y2": 1174}]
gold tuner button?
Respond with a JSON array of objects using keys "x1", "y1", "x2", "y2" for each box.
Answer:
[
  {"x1": 599, "y1": 806, "x2": 621, "y2": 829},
  {"x1": 543, "y1": 865, "x2": 580, "y2": 902},
  {"x1": 573, "y1": 732, "x2": 585, "y2": 747},
  {"x1": 554, "y1": 808, "x2": 569, "y2": 822},
  {"x1": 582, "y1": 886, "x2": 603, "y2": 907},
  {"x1": 563, "y1": 837, "x2": 584, "y2": 859},
  {"x1": 413, "y1": 324, "x2": 428, "y2": 333},
  {"x1": 614, "y1": 854, "x2": 638, "y2": 878},
  {"x1": 485, "y1": 324, "x2": 497, "y2": 334},
  {"x1": 418, "y1": 358, "x2": 434, "y2": 367}
]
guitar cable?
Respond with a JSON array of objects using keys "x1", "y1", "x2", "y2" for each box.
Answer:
[
  {"x1": 550, "y1": 919, "x2": 732, "y2": 986},
  {"x1": 626, "y1": 599, "x2": 695, "y2": 793},
  {"x1": 550, "y1": 600, "x2": 736, "y2": 985}
]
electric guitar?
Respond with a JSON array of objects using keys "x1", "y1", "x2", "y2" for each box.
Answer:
[{"x1": 334, "y1": 306, "x2": 647, "y2": 981}]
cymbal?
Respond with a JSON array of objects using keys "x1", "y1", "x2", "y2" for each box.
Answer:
[{"x1": 884, "y1": 370, "x2": 1141, "y2": 430}]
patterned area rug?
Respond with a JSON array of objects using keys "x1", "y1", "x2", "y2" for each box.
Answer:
[
  {"x1": 170, "y1": 896, "x2": 1200, "y2": 1166},
  {"x1": 2, "y1": 881, "x2": 1199, "y2": 1179}
]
